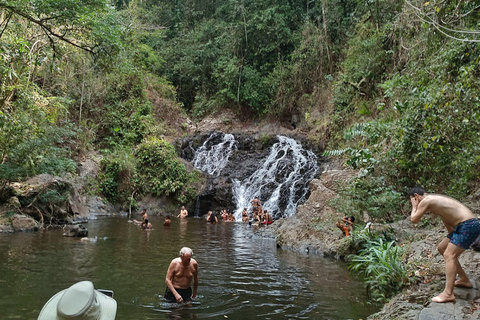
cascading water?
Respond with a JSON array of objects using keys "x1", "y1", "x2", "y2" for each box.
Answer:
[
  {"x1": 194, "y1": 196, "x2": 201, "y2": 217},
  {"x1": 232, "y1": 136, "x2": 318, "y2": 219},
  {"x1": 192, "y1": 132, "x2": 238, "y2": 176},
  {"x1": 188, "y1": 132, "x2": 318, "y2": 220}
]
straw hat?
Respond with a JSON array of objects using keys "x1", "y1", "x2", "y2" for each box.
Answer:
[{"x1": 38, "y1": 281, "x2": 117, "y2": 320}]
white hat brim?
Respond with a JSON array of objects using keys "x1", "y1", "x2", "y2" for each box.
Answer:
[{"x1": 38, "y1": 290, "x2": 117, "y2": 320}]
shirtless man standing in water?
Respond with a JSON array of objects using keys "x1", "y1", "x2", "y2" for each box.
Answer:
[
  {"x1": 409, "y1": 186, "x2": 480, "y2": 303},
  {"x1": 177, "y1": 206, "x2": 188, "y2": 219},
  {"x1": 165, "y1": 247, "x2": 198, "y2": 303}
]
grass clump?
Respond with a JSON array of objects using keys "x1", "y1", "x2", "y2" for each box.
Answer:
[{"x1": 348, "y1": 231, "x2": 410, "y2": 304}]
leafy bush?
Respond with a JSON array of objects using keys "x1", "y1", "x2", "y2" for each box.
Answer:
[
  {"x1": 135, "y1": 137, "x2": 198, "y2": 204},
  {"x1": 329, "y1": 176, "x2": 403, "y2": 222},
  {"x1": 0, "y1": 95, "x2": 77, "y2": 182},
  {"x1": 98, "y1": 147, "x2": 137, "y2": 205},
  {"x1": 349, "y1": 231, "x2": 409, "y2": 304},
  {"x1": 92, "y1": 72, "x2": 155, "y2": 148}
]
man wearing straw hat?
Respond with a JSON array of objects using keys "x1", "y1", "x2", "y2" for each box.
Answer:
[
  {"x1": 37, "y1": 280, "x2": 117, "y2": 319},
  {"x1": 165, "y1": 247, "x2": 198, "y2": 303}
]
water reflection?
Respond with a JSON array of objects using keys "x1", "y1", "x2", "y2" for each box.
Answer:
[{"x1": 0, "y1": 217, "x2": 378, "y2": 319}]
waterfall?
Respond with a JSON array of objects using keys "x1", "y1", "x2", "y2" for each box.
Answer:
[
  {"x1": 194, "y1": 196, "x2": 201, "y2": 217},
  {"x1": 232, "y1": 136, "x2": 318, "y2": 219},
  {"x1": 192, "y1": 132, "x2": 238, "y2": 176},
  {"x1": 188, "y1": 132, "x2": 318, "y2": 220}
]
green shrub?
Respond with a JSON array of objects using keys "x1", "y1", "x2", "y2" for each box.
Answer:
[
  {"x1": 329, "y1": 176, "x2": 403, "y2": 222},
  {"x1": 135, "y1": 137, "x2": 198, "y2": 204},
  {"x1": 98, "y1": 147, "x2": 137, "y2": 205},
  {"x1": 349, "y1": 231, "x2": 409, "y2": 304}
]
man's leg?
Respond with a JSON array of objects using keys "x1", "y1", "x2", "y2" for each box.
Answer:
[
  {"x1": 437, "y1": 237, "x2": 472, "y2": 288},
  {"x1": 432, "y1": 242, "x2": 465, "y2": 303}
]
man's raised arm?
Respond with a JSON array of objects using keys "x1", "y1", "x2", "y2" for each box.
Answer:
[{"x1": 411, "y1": 197, "x2": 428, "y2": 224}]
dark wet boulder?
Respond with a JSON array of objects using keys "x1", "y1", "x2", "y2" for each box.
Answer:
[{"x1": 64, "y1": 224, "x2": 88, "y2": 237}]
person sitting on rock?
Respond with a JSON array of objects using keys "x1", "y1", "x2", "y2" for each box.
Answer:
[
  {"x1": 252, "y1": 211, "x2": 261, "y2": 224},
  {"x1": 336, "y1": 216, "x2": 355, "y2": 236},
  {"x1": 262, "y1": 209, "x2": 273, "y2": 225}
]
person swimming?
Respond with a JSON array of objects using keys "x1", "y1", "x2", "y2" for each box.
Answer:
[
  {"x1": 142, "y1": 219, "x2": 153, "y2": 230},
  {"x1": 207, "y1": 211, "x2": 218, "y2": 224},
  {"x1": 163, "y1": 215, "x2": 172, "y2": 227}
]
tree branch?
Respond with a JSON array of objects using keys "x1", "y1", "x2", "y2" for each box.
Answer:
[
  {"x1": 0, "y1": 10, "x2": 12, "y2": 39},
  {"x1": 2, "y1": 5, "x2": 96, "y2": 54}
]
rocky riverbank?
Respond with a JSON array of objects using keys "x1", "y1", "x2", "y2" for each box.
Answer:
[
  {"x1": 0, "y1": 153, "x2": 112, "y2": 232},
  {"x1": 256, "y1": 167, "x2": 480, "y2": 320}
]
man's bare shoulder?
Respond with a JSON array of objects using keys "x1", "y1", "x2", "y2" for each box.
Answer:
[{"x1": 427, "y1": 194, "x2": 462, "y2": 204}]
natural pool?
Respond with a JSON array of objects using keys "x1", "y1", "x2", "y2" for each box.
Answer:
[{"x1": 0, "y1": 216, "x2": 378, "y2": 319}]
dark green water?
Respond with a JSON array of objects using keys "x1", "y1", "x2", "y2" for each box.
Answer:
[{"x1": 0, "y1": 216, "x2": 378, "y2": 319}]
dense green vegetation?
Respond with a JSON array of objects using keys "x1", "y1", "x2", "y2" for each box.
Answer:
[
  {"x1": 1, "y1": 0, "x2": 479, "y2": 213},
  {"x1": 323, "y1": 1, "x2": 480, "y2": 221},
  {"x1": 0, "y1": 0, "x2": 190, "y2": 207}
]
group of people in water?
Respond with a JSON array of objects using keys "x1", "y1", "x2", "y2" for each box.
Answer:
[
  {"x1": 205, "y1": 197, "x2": 274, "y2": 225},
  {"x1": 133, "y1": 197, "x2": 275, "y2": 228},
  {"x1": 38, "y1": 184, "x2": 480, "y2": 317},
  {"x1": 133, "y1": 208, "x2": 172, "y2": 230}
]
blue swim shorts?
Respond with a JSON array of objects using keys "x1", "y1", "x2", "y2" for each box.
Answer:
[{"x1": 447, "y1": 218, "x2": 480, "y2": 250}]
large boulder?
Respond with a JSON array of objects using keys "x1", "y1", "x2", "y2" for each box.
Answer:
[
  {"x1": 0, "y1": 215, "x2": 14, "y2": 233},
  {"x1": 11, "y1": 214, "x2": 39, "y2": 231}
]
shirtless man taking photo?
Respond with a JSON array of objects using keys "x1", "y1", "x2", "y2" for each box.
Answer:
[
  {"x1": 177, "y1": 206, "x2": 188, "y2": 219},
  {"x1": 165, "y1": 247, "x2": 198, "y2": 303},
  {"x1": 409, "y1": 186, "x2": 480, "y2": 303}
]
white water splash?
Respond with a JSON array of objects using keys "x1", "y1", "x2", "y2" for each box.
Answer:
[
  {"x1": 192, "y1": 132, "x2": 238, "y2": 176},
  {"x1": 233, "y1": 136, "x2": 318, "y2": 219}
]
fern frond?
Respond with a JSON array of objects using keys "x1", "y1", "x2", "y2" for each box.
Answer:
[
  {"x1": 344, "y1": 123, "x2": 367, "y2": 140},
  {"x1": 322, "y1": 149, "x2": 349, "y2": 157}
]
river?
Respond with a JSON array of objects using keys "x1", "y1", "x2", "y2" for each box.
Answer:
[{"x1": 0, "y1": 216, "x2": 378, "y2": 319}]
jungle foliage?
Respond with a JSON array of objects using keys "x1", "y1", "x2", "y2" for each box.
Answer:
[
  {"x1": 0, "y1": 0, "x2": 194, "y2": 206},
  {"x1": 1, "y1": 0, "x2": 480, "y2": 214},
  {"x1": 322, "y1": 0, "x2": 480, "y2": 221}
]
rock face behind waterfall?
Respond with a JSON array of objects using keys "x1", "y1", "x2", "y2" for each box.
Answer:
[{"x1": 175, "y1": 132, "x2": 322, "y2": 218}]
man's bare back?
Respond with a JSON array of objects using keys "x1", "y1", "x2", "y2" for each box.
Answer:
[
  {"x1": 409, "y1": 187, "x2": 480, "y2": 303},
  {"x1": 411, "y1": 194, "x2": 474, "y2": 229}
]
